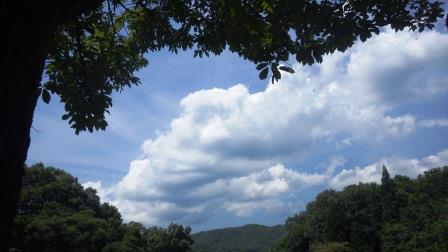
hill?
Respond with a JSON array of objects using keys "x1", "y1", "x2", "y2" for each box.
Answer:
[{"x1": 193, "y1": 224, "x2": 286, "y2": 252}]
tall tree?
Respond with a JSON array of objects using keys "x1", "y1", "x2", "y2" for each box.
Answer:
[
  {"x1": 380, "y1": 166, "x2": 400, "y2": 223},
  {"x1": 274, "y1": 213, "x2": 309, "y2": 252},
  {"x1": 0, "y1": 1, "x2": 444, "y2": 249}
]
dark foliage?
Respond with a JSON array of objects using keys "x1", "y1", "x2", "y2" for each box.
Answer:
[
  {"x1": 275, "y1": 166, "x2": 448, "y2": 252},
  {"x1": 10, "y1": 164, "x2": 193, "y2": 252}
]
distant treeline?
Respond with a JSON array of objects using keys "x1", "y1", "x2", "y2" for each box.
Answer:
[
  {"x1": 10, "y1": 164, "x2": 448, "y2": 251},
  {"x1": 192, "y1": 224, "x2": 286, "y2": 252}
]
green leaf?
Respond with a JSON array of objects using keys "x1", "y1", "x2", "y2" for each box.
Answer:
[
  {"x1": 62, "y1": 114, "x2": 70, "y2": 120},
  {"x1": 256, "y1": 63, "x2": 268, "y2": 70},
  {"x1": 99, "y1": 121, "x2": 107, "y2": 130},
  {"x1": 259, "y1": 67, "x2": 269, "y2": 80},
  {"x1": 272, "y1": 64, "x2": 281, "y2": 80},
  {"x1": 42, "y1": 89, "x2": 51, "y2": 104},
  {"x1": 279, "y1": 66, "x2": 295, "y2": 74}
]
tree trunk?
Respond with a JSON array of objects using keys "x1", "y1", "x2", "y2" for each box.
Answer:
[
  {"x1": 0, "y1": 5, "x2": 56, "y2": 252},
  {"x1": 0, "y1": 1, "x2": 102, "y2": 250}
]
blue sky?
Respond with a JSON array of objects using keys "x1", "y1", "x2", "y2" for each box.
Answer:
[{"x1": 28, "y1": 26, "x2": 448, "y2": 232}]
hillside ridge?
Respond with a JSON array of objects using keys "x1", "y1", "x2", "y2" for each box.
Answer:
[{"x1": 193, "y1": 223, "x2": 286, "y2": 252}]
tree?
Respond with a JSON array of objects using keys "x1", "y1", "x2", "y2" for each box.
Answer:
[
  {"x1": 10, "y1": 164, "x2": 125, "y2": 251},
  {"x1": 274, "y1": 213, "x2": 309, "y2": 252},
  {"x1": 0, "y1": 0, "x2": 445, "y2": 249},
  {"x1": 380, "y1": 166, "x2": 400, "y2": 223},
  {"x1": 145, "y1": 224, "x2": 194, "y2": 252},
  {"x1": 276, "y1": 166, "x2": 448, "y2": 252},
  {"x1": 10, "y1": 164, "x2": 194, "y2": 252}
]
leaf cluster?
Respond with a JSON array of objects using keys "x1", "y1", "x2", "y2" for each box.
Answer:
[{"x1": 41, "y1": 0, "x2": 445, "y2": 133}]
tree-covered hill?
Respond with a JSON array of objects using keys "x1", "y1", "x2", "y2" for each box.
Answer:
[
  {"x1": 192, "y1": 224, "x2": 286, "y2": 252},
  {"x1": 275, "y1": 166, "x2": 448, "y2": 252},
  {"x1": 10, "y1": 163, "x2": 194, "y2": 252}
]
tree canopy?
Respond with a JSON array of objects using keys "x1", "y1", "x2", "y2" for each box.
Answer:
[
  {"x1": 274, "y1": 166, "x2": 448, "y2": 252},
  {"x1": 41, "y1": 0, "x2": 445, "y2": 134},
  {"x1": 10, "y1": 164, "x2": 194, "y2": 252}
]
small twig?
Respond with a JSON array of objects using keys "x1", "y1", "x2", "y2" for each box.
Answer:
[
  {"x1": 32, "y1": 126, "x2": 43, "y2": 133},
  {"x1": 107, "y1": 0, "x2": 118, "y2": 36},
  {"x1": 118, "y1": 1, "x2": 133, "y2": 12}
]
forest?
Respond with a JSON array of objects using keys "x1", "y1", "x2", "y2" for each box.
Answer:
[
  {"x1": 275, "y1": 166, "x2": 448, "y2": 252},
  {"x1": 10, "y1": 164, "x2": 448, "y2": 251},
  {"x1": 10, "y1": 164, "x2": 193, "y2": 252}
]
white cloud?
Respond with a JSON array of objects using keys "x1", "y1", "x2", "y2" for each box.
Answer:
[
  {"x1": 344, "y1": 28, "x2": 448, "y2": 105},
  {"x1": 329, "y1": 149, "x2": 448, "y2": 189},
  {"x1": 417, "y1": 118, "x2": 448, "y2": 128},
  {"x1": 190, "y1": 163, "x2": 330, "y2": 217},
  {"x1": 87, "y1": 28, "x2": 448, "y2": 226}
]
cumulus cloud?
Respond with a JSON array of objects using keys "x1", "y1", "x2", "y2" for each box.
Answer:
[
  {"x1": 86, "y1": 28, "x2": 448, "y2": 226},
  {"x1": 329, "y1": 149, "x2": 448, "y2": 189}
]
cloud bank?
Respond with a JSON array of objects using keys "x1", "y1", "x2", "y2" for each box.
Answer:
[{"x1": 85, "y1": 28, "x2": 448, "y2": 227}]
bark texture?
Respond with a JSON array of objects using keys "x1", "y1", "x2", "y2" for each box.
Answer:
[{"x1": 0, "y1": 1, "x2": 102, "y2": 250}]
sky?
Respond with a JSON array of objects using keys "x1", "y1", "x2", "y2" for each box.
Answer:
[{"x1": 27, "y1": 24, "x2": 448, "y2": 232}]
